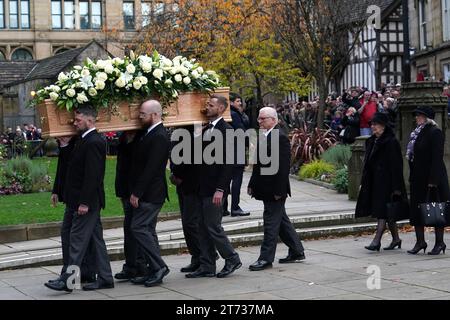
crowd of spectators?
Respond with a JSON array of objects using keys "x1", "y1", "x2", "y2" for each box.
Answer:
[{"x1": 0, "y1": 124, "x2": 43, "y2": 158}]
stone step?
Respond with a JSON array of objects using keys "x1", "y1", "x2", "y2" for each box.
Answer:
[{"x1": 0, "y1": 217, "x2": 409, "y2": 270}]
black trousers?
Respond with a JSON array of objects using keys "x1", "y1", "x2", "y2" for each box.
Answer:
[
  {"x1": 223, "y1": 165, "x2": 245, "y2": 211},
  {"x1": 259, "y1": 199, "x2": 304, "y2": 263},
  {"x1": 121, "y1": 199, "x2": 148, "y2": 275},
  {"x1": 66, "y1": 207, "x2": 113, "y2": 283},
  {"x1": 60, "y1": 207, "x2": 96, "y2": 278},
  {"x1": 178, "y1": 189, "x2": 201, "y2": 265},
  {"x1": 198, "y1": 196, "x2": 239, "y2": 273},
  {"x1": 130, "y1": 201, "x2": 166, "y2": 272}
]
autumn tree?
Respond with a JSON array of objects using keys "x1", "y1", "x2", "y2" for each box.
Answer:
[{"x1": 271, "y1": 0, "x2": 366, "y2": 128}]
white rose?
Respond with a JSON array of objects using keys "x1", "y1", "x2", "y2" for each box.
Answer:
[
  {"x1": 138, "y1": 76, "x2": 148, "y2": 85},
  {"x1": 81, "y1": 69, "x2": 90, "y2": 77},
  {"x1": 71, "y1": 72, "x2": 80, "y2": 80},
  {"x1": 133, "y1": 80, "x2": 142, "y2": 90},
  {"x1": 76, "y1": 92, "x2": 88, "y2": 104},
  {"x1": 96, "y1": 60, "x2": 106, "y2": 69},
  {"x1": 113, "y1": 57, "x2": 124, "y2": 65},
  {"x1": 51, "y1": 85, "x2": 61, "y2": 92},
  {"x1": 183, "y1": 77, "x2": 191, "y2": 85},
  {"x1": 164, "y1": 79, "x2": 173, "y2": 87},
  {"x1": 114, "y1": 68, "x2": 121, "y2": 76},
  {"x1": 197, "y1": 67, "x2": 204, "y2": 74},
  {"x1": 104, "y1": 64, "x2": 114, "y2": 74},
  {"x1": 152, "y1": 68, "x2": 164, "y2": 80},
  {"x1": 49, "y1": 92, "x2": 59, "y2": 101},
  {"x1": 174, "y1": 74, "x2": 183, "y2": 82},
  {"x1": 191, "y1": 70, "x2": 200, "y2": 79},
  {"x1": 169, "y1": 67, "x2": 178, "y2": 75},
  {"x1": 66, "y1": 89, "x2": 76, "y2": 97},
  {"x1": 162, "y1": 58, "x2": 173, "y2": 67},
  {"x1": 58, "y1": 72, "x2": 68, "y2": 82},
  {"x1": 95, "y1": 80, "x2": 105, "y2": 90},
  {"x1": 141, "y1": 62, "x2": 152, "y2": 73},
  {"x1": 96, "y1": 72, "x2": 108, "y2": 82},
  {"x1": 88, "y1": 88, "x2": 98, "y2": 96},
  {"x1": 115, "y1": 78, "x2": 126, "y2": 88},
  {"x1": 180, "y1": 67, "x2": 189, "y2": 76},
  {"x1": 126, "y1": 64, "x2": 136, "y2": 74}
]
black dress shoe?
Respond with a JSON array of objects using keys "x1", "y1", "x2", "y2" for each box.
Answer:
[
  {"x1": 47, "y1": 275, "x2": 64, "y2": 283},
  {"x1": 180, "y1": 263, "x2": 200, "y2": 273},
  {"x1": 81, "y1": 275, "x2": 97, "y2": 283},
  {"x1": 44, "y1": 280, "x2": 72, "y2": 292},
  {"x1": 144, "y1": 266, "x2": 170, "y2": 287},
  {"x1": 249, "y1": 260, "x2": 272, "y2": 271},
  {"x1": 231, "y1": 208, "x2": 250, "y2": 217},
  {"x1": 114, "y1": 270, "x2": 135, "y2": 280},
  {"x1": 130, "y1": 275, "x2": 150, "y2": 284},
  {"x1": 185, "y1": 270, "x2": 216, "y2": 278},
  {"x1": 217, "y1": 259, "x2": 242, "y2": 278},
  {"x1": 223, "y1": 210, "x2": 231, "y2": 217},
  {"x1": 279, "y1": 252, "x2": 305, "y2": 264},
  {"x1": 82, "y1": 280, "x2": 114, "y2": 291}
]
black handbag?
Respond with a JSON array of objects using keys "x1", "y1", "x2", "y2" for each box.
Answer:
[
  {"x1": 386, "y1": 195, "x2": 410, "y2": 222},
  {"x1": 419, "y1": 188, "x2": 448, "y2": 227}
]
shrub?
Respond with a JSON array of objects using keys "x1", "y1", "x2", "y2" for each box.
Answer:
[
  {"x1": 332, "y1": 166, "x2": 348, "y2": 193},
  {"x1": 0, "y1": 143, "x2": 7, "y2": 159},
  {"x1": 321, "y1": 144, "x2": 352, "y2": 169},
  {"x1": 299, "y1": 160, "x2": 335, "y2": 180},
  {"x1": 1, "y1": 157, "x2": 50, "y2": 194},
  {"x1": 290, "y1": 124, "x2": 337, "y2": 172}
]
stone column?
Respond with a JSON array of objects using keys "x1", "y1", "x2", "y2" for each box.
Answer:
[
  {"x1": 397, "y1": 81, "x2": 448, "y2": 187},
  {"x1": 348, "y1": 136, "x2": 368, "y2": 201}
]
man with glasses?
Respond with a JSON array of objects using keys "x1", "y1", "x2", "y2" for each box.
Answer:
[{"x1": 248, "y1": 107, "x2": 305, "y2": 271}]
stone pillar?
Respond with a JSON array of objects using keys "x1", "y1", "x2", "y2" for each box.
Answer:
[
  {"x1": 397, "y1": 82, "x2": 448, "y2": 187},
  {"x1": 348, "y1": 136, "x2": 368, "y2": 201}
]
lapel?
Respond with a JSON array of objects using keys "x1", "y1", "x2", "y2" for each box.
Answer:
[{"x1": 141, "y1": 123, "x2": 162, "y2": 142}]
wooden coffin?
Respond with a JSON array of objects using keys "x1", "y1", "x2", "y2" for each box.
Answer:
[{"x1": 37, "y1": 87, "x2": 231, "y2": 137}]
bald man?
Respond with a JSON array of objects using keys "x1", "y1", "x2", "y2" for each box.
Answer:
[
  {"x1": 128, "y1": 100, "x2": 170, "y2": 287},
  {"x1": 248, "y1": 107, "x2": 305, "y2": 271}
]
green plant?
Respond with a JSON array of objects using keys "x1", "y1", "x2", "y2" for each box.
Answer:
[
  {"x1": 299, "y1": 160, "x2": 335, "y2": 180},
  {"x1": 290, "y1": 124, "x2": 337, "y2": 170},
  {"x1": 332, "y1": 166, "x2": 348, "y2": 193},
  {"x1": 321, "y1": 144, "x2": 351, "y2": 169},
  {"x1": 1, "y1": 157, "x2": 50, "y2": 193}
]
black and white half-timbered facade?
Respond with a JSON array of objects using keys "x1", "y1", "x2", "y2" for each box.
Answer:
[{"x1": 338, "y1": 0, "x2": 405, "y2": 92}]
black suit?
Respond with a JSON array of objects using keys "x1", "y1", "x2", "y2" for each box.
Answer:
[
  {"x1": 115, "y1": 133, "x2": 147, "y2": 276},
  {"x1": 170, "y1": 127, "x2": 201, "y2": 265},
  {"x1": 53, "y1": 137, "x2": 96, "y2": 280},
  {"x1": 248, "y1": 125, "x2": 304, "y2": 262},
  {"x1": 63, "y1": 129, "x2": 113, "y2": 284},
  {"x1": 128, "y1": 123, "x2": 170, "y2": 273},
  {"x1": 196, "y1": 118, "x2": 240, "y2": 273}
]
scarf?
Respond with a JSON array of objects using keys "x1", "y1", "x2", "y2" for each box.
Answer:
[{"x1": 406, "y1": 124, "x2": 426, "y2": 161}]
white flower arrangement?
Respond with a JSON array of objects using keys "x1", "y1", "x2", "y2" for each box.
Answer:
[{"x1": 30, "y1": 51, "x2": 220, "y2": 111}]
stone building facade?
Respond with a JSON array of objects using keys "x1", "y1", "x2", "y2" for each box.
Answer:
[
  {"x1": 0, "y1": 0, "x2": 174, "y2": 61},
  {"x1": 409, "y1": 0, "x2": 450, "y2": 82}
]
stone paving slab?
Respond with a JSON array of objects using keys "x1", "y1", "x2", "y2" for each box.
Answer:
[{"x1": 0, "y1": 231, "x2": 450, "y2": 300}]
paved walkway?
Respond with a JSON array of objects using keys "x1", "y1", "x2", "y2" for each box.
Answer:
[
  {"x1": 0, "y1": 173, "x2": 356, "y2": 262},
  {"x1": 1, "y1": 231, "x2": 450, "y2": 300}
]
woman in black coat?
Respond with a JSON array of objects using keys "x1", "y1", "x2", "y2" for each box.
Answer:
[
  {"x1": 356, "y1": 113, "x2": 408, "y2": 251},
  {"x1": 406, "y1": 106, "x2": 449, "y2": 255}
]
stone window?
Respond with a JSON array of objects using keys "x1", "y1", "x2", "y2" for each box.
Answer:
[
  {"x1": 20, "y1": 0, "x2": 29, "y2": 28},
  {"x1": 0, "y1": 0, "x2": 4, "y2": 28},
  {"x1": 141, "y1": 1, "x2": 151, "y2": 27},
  {"x1": 52, "y1": 0, "x2": 75, "y2": 29},
  {"x1": 11, "y1": 48, "x2": 33, "y2": 61},
  {"x1": 418, "y1": 0, "x2": 428, "y2": 50},
  {"x1": 9, "y1": 0, "x2": 18, "y2": 28},
  {"x1": 443, "y1": 0, "x2": 450, "y2": 42},
  {"x1": 80, "y1": 0, "x2": 102, "y2": 29},
  {"x1": 123, "y1": 1, "x2": 135, "y2": 30},
  {"x1": 7, "y1": 0, "x2": 28, "y2": 29}
]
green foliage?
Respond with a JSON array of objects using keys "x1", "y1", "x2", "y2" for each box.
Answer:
[
  {"x1": 321, "y1": 144, "x2": 351, "y2": 169},
  {"x1": 1, "y1": 157, "x2": 50, "y2": 193},
  {"x1": 332, "y1": 166, "x2": 348, "y2": 194},
  {"x1": 299, "y1": 160, "x2": 335, "y2": 180}
]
